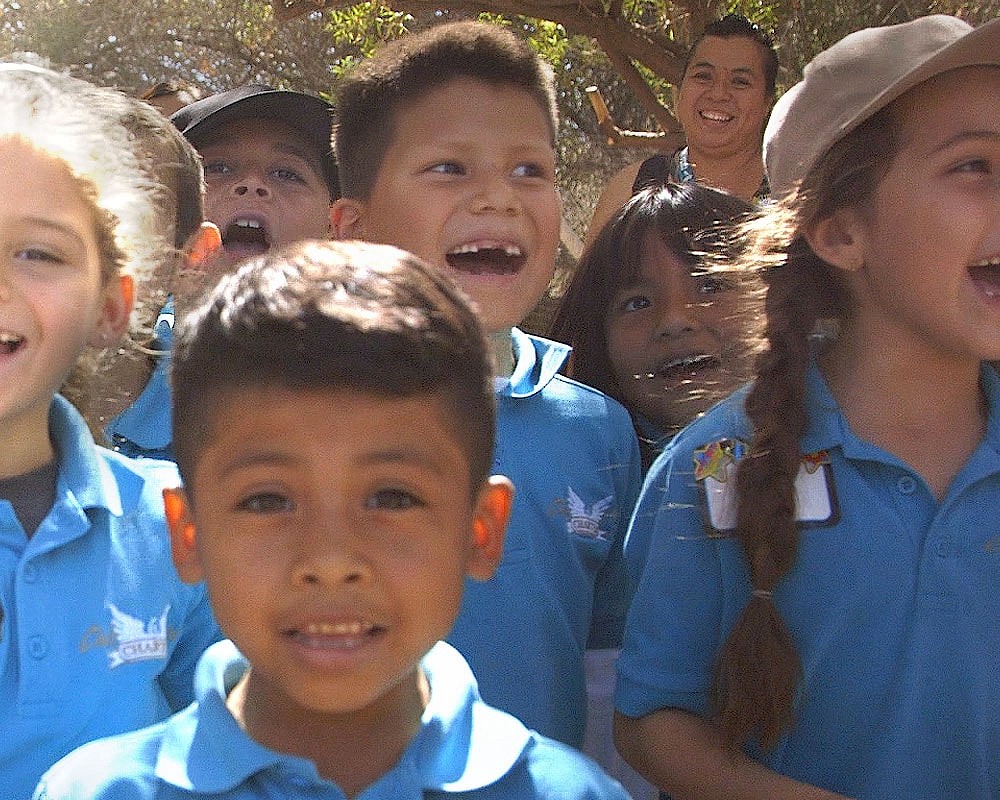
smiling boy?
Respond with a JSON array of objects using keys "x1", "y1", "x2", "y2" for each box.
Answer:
[
  {"x1": 34, "y1": 240, "x2": 631, "y2": 800},
  {"x1": 331, "y1": 21, "x2": 642, "y2": 749}
]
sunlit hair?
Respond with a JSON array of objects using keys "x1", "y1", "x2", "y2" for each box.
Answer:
[
  {"x1": 0, "y1": 65, "x2": 167, "y2": 318},
  {"x1": 334, "y1": 20, "x2": 557, "y2": 200},
  {"x1": 172, "y1": 240, "x2": 496, "y2": 494},
  {"x1": 711, "y1": 105, "x2": 897, "y2": 749},
  {"x1": 550, "y1": 182, "x2": 757, "y2": 447},
  {"x1": 0, "y1": 65, "x2": 172, "y2": 405}
]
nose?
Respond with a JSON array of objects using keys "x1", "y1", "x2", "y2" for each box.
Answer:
[
  {"x1": 290, "y1": 517, "x2": 373, "y2": 588},
  {"x1": 232, "y1": 170, "x2": 272, "y2": 199},
  {"x1": 654, "y1": 281, "x2": 701, "y2": 340},
  {"x1": 706, "y1": 76, "x2": 733, "y2": 100},
  {"x1": 470, "y1": 173, "x2": 519, "y2": 216}
]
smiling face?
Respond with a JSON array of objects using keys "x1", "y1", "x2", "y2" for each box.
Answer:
[
  {"x1": 0, "y1": 139, "x2": 128, "y2": 471},
  {"x1": 333, "y1": 78, "x2": 561, "y2": 333},
  {"x1": 605, "y1": 231, "x2": 747, "y2": 433},
  {"x1": 676, "y1": 35, "x2": 772, "y2": 160},
  {"x1": 835, "y1": 66, "x2": 1000, "y2": 367},
  {"x1": 198, "y1": 118, "x2": 333, "y2": 271},
  {"x1": 166, "y1": 385, "x2": 510, "y2": 735}
]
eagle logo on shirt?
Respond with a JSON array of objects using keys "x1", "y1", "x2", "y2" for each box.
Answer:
[
  {"x1": 564, "y1": 487, "x2": 614, "y2": 540},
  {"x1": 107, "y1": 603, "x2": 170, "y2": 668}
]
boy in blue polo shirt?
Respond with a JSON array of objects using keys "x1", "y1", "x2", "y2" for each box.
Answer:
[
  {"x1": 330, "y1": 19, "x2": 642, "y2": 752},
  {"x1": 34, "y1": 240, "x2": 631, "y2": 800}
]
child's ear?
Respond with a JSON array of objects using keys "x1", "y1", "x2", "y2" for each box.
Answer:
[
  {"x1": 804, "y1": 208, "x2": 868, "y2": 274},
  {"x1": 465, "y1": 476, "x2": 514, "y2": 581},
  {"x1": 330, "y1": 198, "x2": 367, "y2": 240},
  {"x1": 163, "y1": 487, "x2": 203, "y2": 584},
  {"x1": 89, "y1": 274, "x2": 134, "y2": 348},
  {"x1": 183, "y1": 222, "x2": 222, "y2": 268}
]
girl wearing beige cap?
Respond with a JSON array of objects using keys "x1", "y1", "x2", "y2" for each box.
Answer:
[{"x1": 615, "y1": 14, "x2": 1000, "y2": 800}]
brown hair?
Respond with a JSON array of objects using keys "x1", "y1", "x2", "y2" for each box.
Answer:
[
  {"x1": 172, "y1": 240, "x2": 496, "y2": 494},
  {"x1": 712, "y1": 105, "x2": 898, "y2": 747},
  {"x1": 333, "y1": 20, "x2": 557, "y2": 200}
]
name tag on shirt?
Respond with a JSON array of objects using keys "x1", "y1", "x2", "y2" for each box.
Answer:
[{"x1": 694, "y1": 439, "x2": 840, "y2": 535}]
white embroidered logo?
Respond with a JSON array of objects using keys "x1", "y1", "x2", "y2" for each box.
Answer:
[
  {"x1": 107, "y1": 603, "x2": 169, "y2": 668},
  {"x1": 566, "y1": 487, "x2": 614, "y2": 540}
]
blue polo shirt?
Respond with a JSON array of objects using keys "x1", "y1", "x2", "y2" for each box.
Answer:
[
  {"x1": 34, "y1": 640, "x2": 630, "y2": 800},
  {"x1": 616, "y1": 362, "x2": 1000, "y2": 798},
  {"x1": 104, "y1": 300, "x2": 175, "y2": 461},
  {"x1": 1, "y1": 396, "x2": 221, "y2": 800},
  {"x1": 447, "y1": 328, "x2": 642, "y2": 748}
]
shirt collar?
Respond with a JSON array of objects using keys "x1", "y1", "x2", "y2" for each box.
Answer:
[
  {"x1": 504, "y1": 327, "x2": 570, "y2": 399},
  {"x1": 156, "y1": 640, "x2": 531, "y2": 795}
]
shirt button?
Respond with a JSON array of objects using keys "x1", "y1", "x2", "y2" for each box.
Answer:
[
  {"x1": 28, "y1": 635, "x2": 48, "y2": 659},
  {"x1": 22, "y1": 564, "x2": 38, "y2": 583},
  {"x1": 897, "y1": 476, "x2": 917, "y2": 495}
]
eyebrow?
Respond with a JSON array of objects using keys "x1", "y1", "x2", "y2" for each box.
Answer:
[
  {"x1": 216, "y1": 446, "x2": 449, "y2": 479},
  {"x1": 21, "y1": 216, "x2": 87, "y2": 247},
  {"x1": 690, "y1": 60, "x2": 758, "y2": 76},
  {"x1": 927, "y1": 129, "x2": 1000, "y2": 155}
]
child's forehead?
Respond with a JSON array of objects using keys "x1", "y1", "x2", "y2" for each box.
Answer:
[
  {"x1": 198, "y1": 117, "x2": 325, "y2": 171},
  {"x1": 403, "y1": 77, "x2": 554, "y2": 138}
]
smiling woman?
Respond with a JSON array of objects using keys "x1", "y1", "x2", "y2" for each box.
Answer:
[{"x1": 584, "y1": 15, "x2": 776, "y2": 247}]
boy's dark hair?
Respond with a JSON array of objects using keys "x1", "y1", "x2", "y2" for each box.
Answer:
[
  {"x1": 683, "y1": 14, "x2": 779, "y2": 95},
  {"x1": 334, "y1": 20, "x2": 558, "y2": 199},
  {"x1": 172, "y1": 239, "x2": 496, "y2": 491},
  {"x1": 550, "y1": 181, "x2": 755, "y2": 411}
]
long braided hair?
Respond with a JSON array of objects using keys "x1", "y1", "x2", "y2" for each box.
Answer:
[{"x1": 711, "y1": 104, "x2": 900, "y2": 748}]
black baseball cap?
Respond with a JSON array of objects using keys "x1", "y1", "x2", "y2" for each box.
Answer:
[{"x1": 171, "y1": 84, "x2": 339, "y2": 199}]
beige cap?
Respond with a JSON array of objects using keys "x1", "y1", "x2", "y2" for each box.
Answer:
[{"x1": 764, "y1": 14, "x2": 1000, "y2": 199}]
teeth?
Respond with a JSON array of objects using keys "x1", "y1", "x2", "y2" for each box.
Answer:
[
  {"x1": 235, "y1": 219, "x2": 261, "y2": 229},
  {"x1": 304, "y1": 621, "x2": 371, "y2": 636},
  {"x1": 0, "y1": 332, "x2": 23, "y2": 344},
  {"x1": 972, "y1": 257, "x2": 1000, "y2": 267},
  {"x1": 701, "y1": 111, "x2": 732, "y2": 122},
  {"x1": 448, "y1": 243, "x2": 523, "y2": 257}
]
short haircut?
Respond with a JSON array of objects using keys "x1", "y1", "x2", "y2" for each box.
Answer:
[
  {"x1": 334, "y1": 20, "x2": 558, "y2": 199},
  {"x1": 172, "y1": 239, "x2": 496, "y2": 491},
  {"x1": 140, "y1": 79, "x2": 202, "y2": 107},
  {"x1": 683, "y1": 14, "x2": 778, "y2": 95}
]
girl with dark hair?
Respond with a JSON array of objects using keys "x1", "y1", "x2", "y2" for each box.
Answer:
[
  {"x1": 615, "y1": 15, "x2": 1000, "y2": 800},
  {"x1": 552, "y1": 182, "x2": 756, "y2": 471}
]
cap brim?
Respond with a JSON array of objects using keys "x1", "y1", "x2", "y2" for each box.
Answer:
[{"x1": 836, "y1": 18, "x2": 1000, "y2": 150}]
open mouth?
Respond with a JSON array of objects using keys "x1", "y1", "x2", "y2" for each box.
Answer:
[
  {"x1": 446, "y1": 242, "x2": 525, "y2": 275},
  {"x1": 284, "y1": 620, "x2": 384, "y2": 650},
  {"x1": 970, "y1": 257, "x2": 1000, "y2": 299},
  {"x1": 222, "y1": 218, "x2": 271, "y2": 259},
  {"x1": 699, "y1": 110, "x2": 733, "y2": 123},
  {"x1": 647, "y1": 353, "x2": 720, "y2": 380},
  {"x1": 0, "y1": 332, "x2": 25, "y2": 355}
]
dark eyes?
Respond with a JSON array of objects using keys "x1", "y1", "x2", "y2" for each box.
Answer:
[
  {"x1": 15, "y1": 247, "x2": 63, "y2": 264},
  {"x1": 695, "y1": 274, "x2": 734, "y2": 294},
  {"x1": 365, "y1": 489, "x2": 424, "y2": 511},
  {"x1": 203, "y1": 161, "x2": 231, "y2": 177},
  {"x1": 620, "y1": 294, "x2": 652, "y2": 313},
  {"x1": 236, "y1": 492, "x2": 293, "y2": 514},
  {"x1": 951, "y1": 158, "x2": 993, "y2": 175}
]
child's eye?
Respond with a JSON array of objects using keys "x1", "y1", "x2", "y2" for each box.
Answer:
[
  {"x1": 203, "y1": 161, "x2": 233, "y2": 177},
  {"x1": 695, "y1": 274, "x2": 734, "y2": 294},
  {"x1": 951, "y1": 158, "x2": 992, "y2": 175},
  {"x1": 236, "y1": 492, "x2": 294, "y2": 514},
  {"x1": 365, "y1": 488, "x2": 424, "y2": 511},
  {"x1": 620, "y1": 294, "x2": 652, "y2": 313},
  {"x1": 512, "y1": 162, "x2": 547, "y2": 179},
  {"x1": 732, "y1": 76, "x2": 753, "y2": 89},
  {"x1": 272, "y1": 167, "x2": 305, "y2": 183},
  {"x1": 690, "y1": 70, "x2": 714, "y2": 82},
  {"x1": 428, "y1": 162, "x2": 464, "y2": 176},
  {"x1": 15, "y1": 247, "x2": 62, "y2": 264}
]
